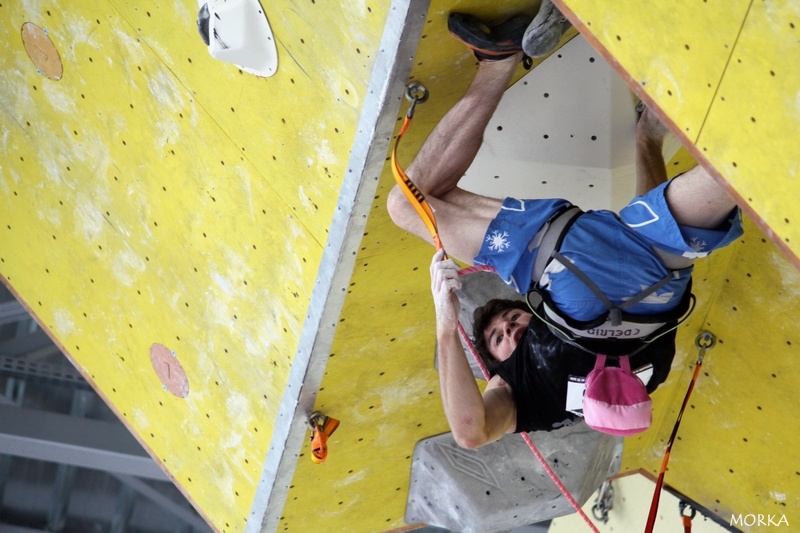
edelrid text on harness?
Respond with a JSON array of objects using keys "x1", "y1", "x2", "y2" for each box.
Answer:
[{"x1": 526, "y1": 205, "x2": 696, "y2": 357}]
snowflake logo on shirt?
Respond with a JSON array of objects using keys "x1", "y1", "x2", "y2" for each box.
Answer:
[
  {"x1": 486, "y1": 230, "x2": 511, "y2": 252},
  {"x1": 688, "y1": 237, "x2": 708, "y2": 252}
]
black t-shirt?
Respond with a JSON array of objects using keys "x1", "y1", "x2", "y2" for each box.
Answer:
[{"x1": 492, "y1": 320, "x2": 675, "y2": 433}]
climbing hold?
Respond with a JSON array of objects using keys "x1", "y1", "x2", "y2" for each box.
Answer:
[
  {"x1": 150, "y1": 343, "x2": 190, "y2": 398},
  {"x1": 196, "y1": 0, "x2": 278, "y2": 77},
  {"x1": 21, "y1": 22, "x2": 63, "y2": 80}
]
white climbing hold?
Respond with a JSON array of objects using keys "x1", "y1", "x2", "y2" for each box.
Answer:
[{"x1": 197, "y1": 0, "x2": 278, "y2": 77}]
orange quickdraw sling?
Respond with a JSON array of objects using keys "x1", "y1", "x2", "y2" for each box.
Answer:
[
  {"x1": 391, "y1": 81, "x2": 443, "y2": 252},
  {"x1": 307, "y1": 411, "x2": 340, "y2": 464}
]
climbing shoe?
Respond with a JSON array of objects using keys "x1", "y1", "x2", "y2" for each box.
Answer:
[
  {"x1": 522, "y1": 0, "x2": 572, "y2": 58},
  {"x1": 448, "y1": 13, "x2": 532, "y2": 62}
]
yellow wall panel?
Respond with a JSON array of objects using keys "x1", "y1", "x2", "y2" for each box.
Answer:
[
  {"x1": 1, "y1": 0, "x2": 387, "y2": 531},
  {"x1": 696, "y1": 0, "x2": 800, "y2": 267},
  {"x1": 105, "y1": 0, "x2": 382, "y2": 244},
  {"x1": 279, "y1": 234, "x2": 447, "y2": 532},
  {"x1": 641, "y1": 218, "x2": 800, "y2": 521},
  {"x1": 558, "y1": 0, "x2": 800, "y2": 266},
  {"x1": 2, "y1": 8, "x2": 308, "y2": 531},
  {"x1": 556, "y1": 0, "x2": 750, "y2": 142}
]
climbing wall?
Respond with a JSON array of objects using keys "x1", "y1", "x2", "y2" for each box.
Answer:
[
  {"x1": 0, "y1": 1, "x2": 396, "y2": 531},
  {"x1": 282, "y1": 0, "x2": 800, "y2": 531},
  {"x1": 553, "y1": 0, "x2": 800, "y2": 526},
  {"x1": 3, "y1": 0, "x2": 800, "y2": 531}
]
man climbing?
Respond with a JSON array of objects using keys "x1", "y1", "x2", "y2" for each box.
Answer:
[{"x1": 386, "y1": 7, "x2": 742, "y2": 448}]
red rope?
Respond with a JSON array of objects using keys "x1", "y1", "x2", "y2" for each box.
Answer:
[{"x1": 644, "y1": 357, "x2": 704, "y2": 532}]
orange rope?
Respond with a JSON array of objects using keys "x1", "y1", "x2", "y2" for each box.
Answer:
[
  {"x1": 644, "y1": 358, "x2": 704, "y2": 532},
  {"x1": 645, "y1": 332, "x2": 714, "y2": 533}
]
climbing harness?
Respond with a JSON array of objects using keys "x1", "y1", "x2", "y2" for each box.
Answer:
[
  {"x1": 644, "y1": 331, "x2": 715, "y2": 533},
  {"x1": 520, "y1": 205, "x2": 698, "y2": 437},
  {"x1": 393, "y1": 82, "x2": 601, "y2": 532},
  {"x1": 679, "y1": 500, "x2": 697, "y2": 533},
  {"x1": 528, "y1": 205, "x2": 696, "y2": 355},
  {"x1": 591, "y1": 480, "x2": 614, "y2": 524},
  {"x1": 307, "y1": 410, "x2": 340, "y2": 464}
]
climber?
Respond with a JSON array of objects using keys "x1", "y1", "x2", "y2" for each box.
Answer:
[{"x1": 386, "y1": 8, "x2": 742, "y2": 447}]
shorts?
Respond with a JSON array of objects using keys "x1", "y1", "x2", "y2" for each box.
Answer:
[
  {"x1": 473, "y1": 181, "x2": 743, "y2": 321},
  {"x1": 472, "y1": 197, "x2": 572, "y2": 293},
  {"x1": 618, "y1": 180, "x2": 743, "y2": 258}
]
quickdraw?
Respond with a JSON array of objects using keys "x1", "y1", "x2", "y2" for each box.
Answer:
[
  {"x1": 390, "y1": 81, "x2": 443, "y2": 252},
  {"x1": 679, "y1": 500, "x2": 697, "y2": 533},
  {"x1": 307, "y1": 410, "x2": 340, "y2": 464},
  {"x1": 644, "y1": 331, "x2": 715, "y2": 532},
  {"x1": 591, "y1": 480, "x2": 614, "y2": 524}
]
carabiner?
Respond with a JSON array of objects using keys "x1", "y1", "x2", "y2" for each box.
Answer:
[
  {"x1": 591, "y1": 481, "x2": 614, "y2": 523},
  {"x1": 404, "y1": 81, "x2": 429, "y2": 118},
  {"x1": 694, "y1": 331, "x2": 716, "y2": 364},
  {"x1": 307, "y1": 410, "x2": 328, "y2": 430},
  {"x1": 679, "y1": 500, "x2": 697, "y2": 519},
  {"x1": 695, "y1": 331, "x2": 716, "y2": 350}
]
